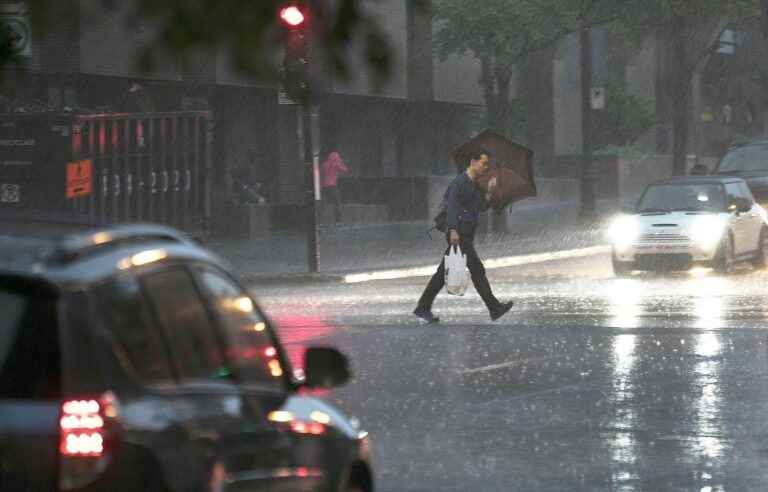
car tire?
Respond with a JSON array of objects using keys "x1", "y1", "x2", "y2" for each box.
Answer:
[
  {"x1": 751, "y1": 227, "x2": 768, "y2": 269},
  {"x1": 712, "y1": 234, "x2": 734, "y2": 274},
  {"x1": 339, "y1": 462, "x2": 372, "y2": 492},
  {"x1": 612, "y1": 254, "x2": 634, "y2": 277}
]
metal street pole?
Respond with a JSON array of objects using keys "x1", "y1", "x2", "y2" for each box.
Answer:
[
  {"x1": 279, "y1": 3, "x2": 320, "y2": 273},
  {"x1": 580, "y1": 26, "x2": 596, "y2": 217},
  {"x1": 301, "y1": 103, "x2": 320, "y2": 273}
]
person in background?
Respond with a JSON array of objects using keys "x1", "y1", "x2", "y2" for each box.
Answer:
[{"x1": 321, "y1": 150, "x2": 349, "y2": 226}]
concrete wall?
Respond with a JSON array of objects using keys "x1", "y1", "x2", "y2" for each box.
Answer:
[
  {"x1": 329, "y1": 0, "x2": 407, "y2": 99},
  {"x1": 617, "y1": 155, "x2": 719, "y2": 207},
  {"x1": 531, "y1": 178, "x2": 580, "y2": 203},
  {"x1": 427, "y1": 176, "x2": 582, "y2": 222},
  {"x1": 626, "y1": 36, "x2": 656, "y2": 103},
  {"x1": 433, "y1": 52, "x2": 486, "y2": 105},
  {"x1": 427, "y1": 175, "x2": 454, "y2": 220},
  {"x1": 553, "y1": 34, "x2": 582, "y2": 156},
  {"x1": 64, "y1": 0, "x2": 494, "y2": 107},
  {"x1": 79, "y1": 1, "x2": 181, "y2": 81}
]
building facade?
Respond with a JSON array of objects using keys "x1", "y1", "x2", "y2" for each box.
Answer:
[{"x1": 1, "y1": 0, "x2": 498, "y2": 230}]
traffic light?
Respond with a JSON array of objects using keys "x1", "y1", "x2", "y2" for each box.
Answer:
[
  {"x1": 279, "y1": 4, "x2": 310, "y2": 101},
  {"x1": 279, "y1": 5, "x2": 305, "y2": 28}
]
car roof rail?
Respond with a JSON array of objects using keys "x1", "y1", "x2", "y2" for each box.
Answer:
[{"x1": 51, "y1": 224, "x2": 193, "y2": 264}]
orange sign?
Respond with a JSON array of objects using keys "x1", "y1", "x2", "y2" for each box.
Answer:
[{"x1": 66, "y1": 160, "x2": 92, "y2": 198}]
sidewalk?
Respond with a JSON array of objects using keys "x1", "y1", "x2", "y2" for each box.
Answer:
[{"x1": 201, "y1": 200, "x2": 616, "y2": 283}]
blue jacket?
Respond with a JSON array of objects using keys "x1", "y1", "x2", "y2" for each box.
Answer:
[{"x1": 445, "y1": 172, "x2": 490, "y2": 237}]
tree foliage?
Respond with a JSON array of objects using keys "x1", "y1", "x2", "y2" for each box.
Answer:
[
  {"x1": 595, "y1": 80, "x2": 655, "y2": 147},
  {"x1": 612, "y1": 0, "x2": 760, "y2": 173},
  {"x1": 434, "y1": 0, "x2": 761, "y2": 174},
  {"x1": 433, "y1": 0, "x2": 635, "y2": 132}
]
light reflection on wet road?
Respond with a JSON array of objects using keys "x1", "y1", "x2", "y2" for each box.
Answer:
[{"x1": 254, "y1": 253, "x2": 768, "y2": 491}]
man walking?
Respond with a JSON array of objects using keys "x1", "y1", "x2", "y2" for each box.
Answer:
[
  {"x1": 321, "y1": 150, "x2": 349, "y2": 226},
  {"x1": 414, "y1": 149, "x2": 514, "y2": 323}
]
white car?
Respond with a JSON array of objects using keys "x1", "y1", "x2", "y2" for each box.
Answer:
[{"x1": 607, "y1": 176, "x2": 768, "y2": 275}]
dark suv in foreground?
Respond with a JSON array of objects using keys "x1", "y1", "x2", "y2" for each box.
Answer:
[
  {"x1": 0, "y1": 224, "x2": 372, "y2": 491},
  {"x1": 715, "y1": 140, "x2": 768, "y2": 204}
]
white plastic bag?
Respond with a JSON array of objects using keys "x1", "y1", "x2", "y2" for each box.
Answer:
[{"x1": 444, "y1": 245, "x2": 469, "y2": 296}]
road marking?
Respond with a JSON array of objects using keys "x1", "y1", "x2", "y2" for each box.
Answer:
[
  {"x1": 343, "y1": 245, "x2": 611, "y2": 284},
  {"x1": 457, "y1": 355, "x2": 551, "y2": 375}
]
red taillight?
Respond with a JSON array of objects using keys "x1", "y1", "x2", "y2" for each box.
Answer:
[
  {"x1": 59, "y1": 393, "x2": 119, "y2": 490},
  {"x1": 62, "y1": 432, "x2": 104, "y2": 457},
  {"x1": 59, "y1": 395, "x2": 114, "y2": 458},
  {"x1": 290, "y1": 421, "x2": 326, "y2": 435}
]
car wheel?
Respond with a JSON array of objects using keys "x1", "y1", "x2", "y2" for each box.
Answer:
[
  {"x1": 339, "y1": 463, "x2": 372, "y2": 492},
  {"x1": 712, "y1": 234, "x2": 734, "y2": 274},
  {"x1": 751, "y1": 227, "x2": 768, "y2": 269},
  {"x1": 612, "y1": 254, "x2": 634, "y2": 277}
]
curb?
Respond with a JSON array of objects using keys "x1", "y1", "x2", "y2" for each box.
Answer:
[
  {"x1": 241, "y1": 244, "x2": 611, "y2": 285},
  {"x1": 240, "y1": 272, "x2": 346, "y2": 285}
]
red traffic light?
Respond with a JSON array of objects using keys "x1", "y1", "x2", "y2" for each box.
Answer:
[{"x1": 279, "y1": 6, "x2": 305, "y2": 27}]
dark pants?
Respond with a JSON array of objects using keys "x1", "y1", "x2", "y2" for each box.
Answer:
[
  {"x1": 417, "y1": 237, "x2": 500, "y2": 312},
  {"x1": 322, "y1": 186, "x2": 341, "y2": 223}
]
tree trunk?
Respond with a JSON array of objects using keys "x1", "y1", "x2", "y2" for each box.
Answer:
[
  {"x1": 479, "y1": 56, "x2": 512, "y2": 233},
  {"x1": 670, "y1": 22, "x2": 690, "y2": 176},
  {"x1": 480, "y1": 56, "x2": 513, "y2": 133},
  {"x1": 671, "y1": 88, "x2": 690, "y2": 176}
]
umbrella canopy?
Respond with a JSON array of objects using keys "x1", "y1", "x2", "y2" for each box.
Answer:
[{"x1": 451, "y1": 130, "x2": 536, "y2": 210}]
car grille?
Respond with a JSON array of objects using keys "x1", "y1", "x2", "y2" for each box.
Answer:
[
  {"x1": 635, "y1": 233, "x2": 690, "y2": 246},
  {"x1": 635, "y1": 234, "x2": 691, "y2": 251}
]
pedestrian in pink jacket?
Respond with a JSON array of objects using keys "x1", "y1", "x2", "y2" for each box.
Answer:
[{"x1": 321, "y1": 151, "x2": 349, "y2": 225}]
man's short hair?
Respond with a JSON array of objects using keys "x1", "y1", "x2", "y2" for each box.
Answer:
[{"x1": 463, "y1": 148, "x2": 491, "y2": 168}]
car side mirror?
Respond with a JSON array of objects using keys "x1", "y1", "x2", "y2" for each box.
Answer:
[
  {"x1": 731, "y1": 198, "x2": 751, "y2": 214},
  {"x1": 303, "y1": 347, "x2": 350, "y2": 389}
]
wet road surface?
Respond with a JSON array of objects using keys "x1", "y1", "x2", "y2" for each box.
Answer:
[{"x1": 254, "y1": 252, "x2": 768, "y2": 491}]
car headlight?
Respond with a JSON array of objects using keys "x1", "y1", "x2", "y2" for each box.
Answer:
[
  {"x1": 607, "y1": 215, "x2": 639, "y2": 248},
  {"x1": 689, "y1": 215, "x2": 726, "y2": 249}
]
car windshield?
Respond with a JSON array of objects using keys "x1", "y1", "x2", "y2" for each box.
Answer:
[
  {"x1": 717, "y1": 144, "x2": 768, "y2": 173},
  {"x1": 637, "y1": 183, "x2": 725, "y2": 212}
]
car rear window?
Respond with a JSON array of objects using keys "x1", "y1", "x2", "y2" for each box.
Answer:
[{"x1": 0, "y1": 287, "x2": 60, "y2": 399}]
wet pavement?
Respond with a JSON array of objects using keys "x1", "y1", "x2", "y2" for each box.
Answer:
[
  {"x1": 253, "y1": 252, "x2": 768, "y2": 491},
  {"x1": 204, "y1": 206, "x2": 608, "y2": 277}
]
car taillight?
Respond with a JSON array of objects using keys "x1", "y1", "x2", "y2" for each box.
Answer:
[
  {"x1": 60, "y1": 399, "x2": 105, "y2": 457},
  {"x1": 59, "y1": 392, "x2": 119, "y2": 491}
]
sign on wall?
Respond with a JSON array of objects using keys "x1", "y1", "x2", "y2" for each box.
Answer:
[
  {"x1": 0, "y1": 3, "x2": 31, "y2": 57},
  {"x1": 590, "y1": 87, "x2": 605, "y2": 110},
  {"x1": 66, "y1": 160, "x2": 93, "y2": 199}
]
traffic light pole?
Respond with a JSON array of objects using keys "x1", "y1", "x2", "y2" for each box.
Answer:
[
  {"x1": 300, "y1": 103, "x2": 320, "y2": 273},
  {"x1": 279, "y1": 3, "x2": 320, "y2": 272}
]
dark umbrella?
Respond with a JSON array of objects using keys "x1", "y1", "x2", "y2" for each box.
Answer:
[{"x1": 452, "y1": 129, "x2": 536, "y2": 210}]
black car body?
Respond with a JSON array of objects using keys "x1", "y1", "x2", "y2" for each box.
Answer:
[
  {"x1": 715, "y1": 141, "x2": 768, "y2": 204},
  {"x1": 0, "y1": 224, "x2": 372, "y2": 491}
]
